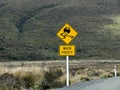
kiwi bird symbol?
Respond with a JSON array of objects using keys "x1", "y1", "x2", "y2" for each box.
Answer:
[{"x1": 60, "y1": 27, "x2": 73, "y2": 39}]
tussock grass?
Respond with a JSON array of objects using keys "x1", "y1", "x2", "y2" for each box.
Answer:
[{"x1": 0, "y1": 61, "x2": 120, "y2": 89}]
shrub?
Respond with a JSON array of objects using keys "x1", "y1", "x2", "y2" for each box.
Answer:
[
  {"x1": 23, "y1": 73, "x2": 36, "y2": 88},
  {"x1": 41, "y1": 68, "x2": 64, "y2": 89}
]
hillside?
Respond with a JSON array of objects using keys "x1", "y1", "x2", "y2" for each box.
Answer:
[{"x1": 0, "y1": 0, "x2": 120, "y2": 60}]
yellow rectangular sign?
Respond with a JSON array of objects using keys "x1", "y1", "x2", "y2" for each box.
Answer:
[{"x1": 59, "y1": 45, "x2": 75, "y2": 56}]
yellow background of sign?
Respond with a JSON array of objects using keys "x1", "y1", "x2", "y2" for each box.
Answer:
[
  {"x1": 59, "y1": 45, "x2": 75, "y2": 56},
  {"x1": 57, "y1": 24, "x2": 78, "y2": 44}
]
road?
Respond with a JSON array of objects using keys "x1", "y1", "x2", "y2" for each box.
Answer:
[{"x1": 55, "y1": 77, "x2": 120, "y2": 90}]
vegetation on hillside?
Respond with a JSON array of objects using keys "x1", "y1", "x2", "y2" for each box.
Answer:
[{"x1": 0, "y1": 0, "x2": 120, "y2": 60}]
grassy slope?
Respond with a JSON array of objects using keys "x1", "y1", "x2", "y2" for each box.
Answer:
[{"x1": 0, "y1": 0, "x2": 120, "y2": 60}]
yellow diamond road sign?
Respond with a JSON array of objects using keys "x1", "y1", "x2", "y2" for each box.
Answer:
[
  {"x1": 57, "y1": 23, "x2": 78, "y2": 44},
  {"x1": 59, "y1": 45, "x2": 75, "y2": 56}
]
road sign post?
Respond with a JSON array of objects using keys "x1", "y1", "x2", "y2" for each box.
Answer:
[
  {"x1": 114, "y1": 66, "x2": 117, "y2": 77},
  {"x1": 57, "y1": 23, "x2": 78, "y2": 86},
  {"x1": 66, "y1": 56, "x2": 69, "y2": 86}
]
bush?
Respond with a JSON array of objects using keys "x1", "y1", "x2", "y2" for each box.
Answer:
[
  {"x1": 23, "y1": 73, "x2": 36, "y2": 88},
  {"x1": 38, "y1": 68, "x2": 64, "y2": 89}
]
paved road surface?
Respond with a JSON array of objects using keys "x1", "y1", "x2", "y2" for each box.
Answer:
[{"x1": 55, "y1": 77, "x2": 120, "y2": 90}]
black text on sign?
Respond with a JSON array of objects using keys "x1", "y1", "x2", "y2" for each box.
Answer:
[{"x1": 59, "y1": 45, "x2": 75, "y2": 56}]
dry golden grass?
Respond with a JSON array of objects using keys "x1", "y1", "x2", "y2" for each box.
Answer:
[{"x1": 0, "y1": 60, "x2": 120, "y2": 89}]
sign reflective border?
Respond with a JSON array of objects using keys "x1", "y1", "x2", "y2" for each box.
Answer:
[{"x1": 59, "y1": 45, "x2": 75, "y2": 56}]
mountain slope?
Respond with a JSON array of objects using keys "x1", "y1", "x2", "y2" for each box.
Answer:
[{"x1": 0, "y1": 0, "x2": 120, "y2": 60}]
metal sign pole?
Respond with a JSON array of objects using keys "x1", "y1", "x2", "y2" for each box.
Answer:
[
  {"x1": 114, "y1": 66, "x2": 117, "y2": 77},
  {"x1": 66, "y1": 56, "x2": 69, "y2": 86}
]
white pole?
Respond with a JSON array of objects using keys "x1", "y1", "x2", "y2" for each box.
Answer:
[
  {"x1": 66, "y1": 56, "x2": 69, "y2": 86},
  {"x1": 114, "y1": 66, "x2": 117, "y2": 77}
]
